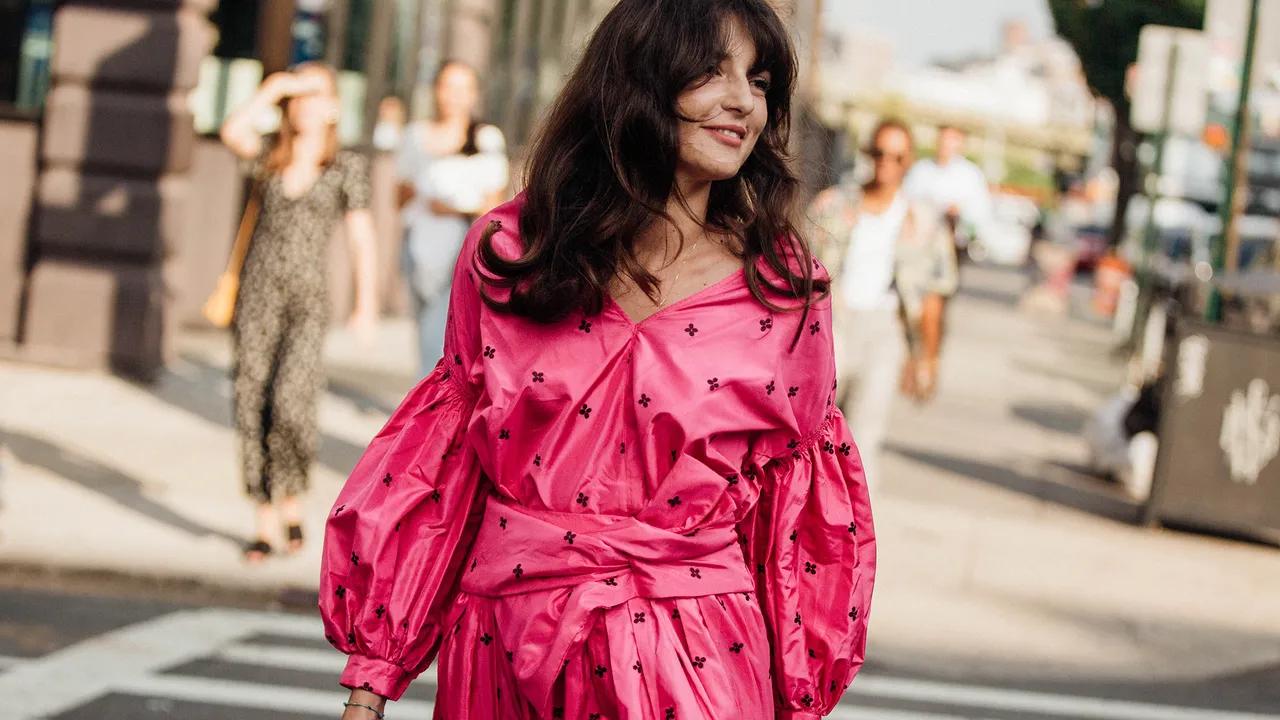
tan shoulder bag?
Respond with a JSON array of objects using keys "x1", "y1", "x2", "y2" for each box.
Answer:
[{"x1": 202, "y1": 185, "x2": 261, "y2": 328}]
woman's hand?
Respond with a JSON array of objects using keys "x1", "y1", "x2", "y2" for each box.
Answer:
[{"x1": 340, "y1": 688, "x2": 387, "y2": 719}]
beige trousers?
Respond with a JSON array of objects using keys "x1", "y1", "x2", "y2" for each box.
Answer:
[{"x1": 831, "y1": 303, "x2": 907, "y2": 491}]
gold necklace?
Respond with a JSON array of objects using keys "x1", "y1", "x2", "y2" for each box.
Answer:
[{"x1": 662, "y1": 234, "x2": 704, "y2": 307}]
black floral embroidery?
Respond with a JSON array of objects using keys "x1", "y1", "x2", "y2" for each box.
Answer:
[
  {"x1": 360, "y1": 682, "x2": 373, "y2": 691},
  {"x1": 454, "y1": 353, "x2": 462, "y2": 365},
  {"x1": 760, "y1": 317, "x2": 773, "y2": 332},
  {"x1": 382, "y1": 473, "x2": 392, "y2": 487},
  {"x1": 534, "y1": 454, "x2": 542, "y2": 467},
  {"x1": 689, "y1": 567, "x2": 701, "y2": 579},
  {"x1": 633, "y1": 660, "x2": 643, "y2": 673},
  {"x1": 579, "y1": 319, "x2": 592, "y2": 333},
  {"x1": 532, "y1": 371, "x2": 545, "y2": 383},
  {"x1": 603, "y1": 577, "x2": 618, "y2": 586},
  {"x1": 499, "y1": 516, "x2": 508, "y2": 529},
  {"x1": 564, "y1": 531, "x2": 577, "y2": 544},
  {"x1": 480, "y1": 632, "x2": 493, "y2": 646},
  {"x1": 374, "y1": 605, "x2": 385, "y2": 619},
  {"x1": 848, "y1": 521, "x2": 857, "y2": 534},
  {"x1": 765, "y1": 380, "x2": 776, "y2": 395},
  {"x1": 824, "y1": 440, "x2": 835, "y2": 454},
  {"x1": 619, "y1": 442, "x2": 626, "y2": 454},
  {"x1": 707, "y1": 377, "x2": 720, "y2": 391},
  {"x1": 790, "y1": 530, "x2": 798, "y2": 542},
  {"x1": 670, "y1": 449, "x2": 678, "y2": 463},
  {"x1": 638, "y1": 393, "x2": 651, "y2": 407},
  {"x1": 839, "y1": 442, "x2": 852, "y2": 456},
  {"x1": 788, "y1": 385, "x2": 799, "y2": 398},
  {"x1": 692, "y1": 655, "x2": 706, "y2": 668},
  {"x1": 633, "y1": 611, "x2": 646, "y2": 623},
  {"x1": 684, "y1": 323, "x2": 699, "y2": 337},
  {"x1": 725, "y1": 473, "x2": 739, "y2": 485},
  {"x1": 849, "y1": 606, "x2": 859, "y2": 620},
  {"x1": 729, "y1": 641, "x2": 744, "y2": 653},
  {"x1": 594, "y1": 664, "x2": 608, "y2": 677},
  {"x1": 335, "y1": 585, "x2": 346, "y2": 598},
  {"x1": 665, "y1": 708, "x2": 676, "y2": 720},
  {"x1": 483, "y1": 345, "x2": 496, "y2": 359},
  {"x1": 553, "y1": 707, "x2": 564, "y2": 718},
  {"x1": 787, "y1": 439, "x2": 799, "y2": 449},
  {"x1": 506, "y1": 650, "x2": 514, "y2": 662},
  {"x1": 668, "y1": 496, "x2": 682, "y2": 507},
  {"x1": 590, "y1": 714, "x2": 602, "y2": 720},
  {"x1": 498, "y1": 429, "x2": 510, "y2": 440},
  {"x1": 756, "y1": 563, "x2": 765, "y2": 574},
  {"x1": 801, "y1": 693, "x2": 814, "y2": 707},
  {"x1": 325, "y1": 633, "x2": 337, "y2": 646},
  {"x1": 333, "y1": 504, "x2": 345, "y2": 516},
  {"x1": 809, "y1": 321, "x2": 821, "y2": 335},
  {"x1": 512, "y1": 563, "x2": 524, "y2": 580},
  {"x1": 804, "y1": 562, "x2": 818, "y2": 575},
  {"x1": 808, "y1": 648, "x2": 817, "y2": 659},
  {"x1": 430, "y1": 489, "x2": 441, "y2": 502},
  {"x1": 579, "y1": 403, "x2": 592, "y2": 419},
  {"x1": 347, "y1": 632, "x2": 357, "y2": 644},
  {"x1": 350, "y1": 551, "x2": 359, "y2": 565},
  {"x1": 671, "y1": 608, "x2": 681, "y2": 620},
  {"x1": 576, "y1": 492, "x2": 589, "y2": 507},
  {"x1": 794, "y1": 612, "x2": 802, "y2": 625}
]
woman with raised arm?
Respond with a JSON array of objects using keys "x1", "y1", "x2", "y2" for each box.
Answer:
[
  {"x1": 220, "y1": 63, "x2": 378, "y2": 562},
  {"x1": 321, "y1": 2, "x2": 875, "y2": 718}
]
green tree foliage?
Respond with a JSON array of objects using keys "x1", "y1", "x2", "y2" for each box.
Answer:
[{"x1": 1047, "y1": 0, "x2": 1206, "y2": 245}]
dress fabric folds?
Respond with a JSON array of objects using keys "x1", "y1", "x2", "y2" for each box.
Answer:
[{"x1": 319, "y1": 195, "x2": 877, "y2": 719}]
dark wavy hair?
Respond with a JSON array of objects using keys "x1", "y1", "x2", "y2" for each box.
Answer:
[{"x1": 478, "y1": 0, "x2": 827, "y2": 350}]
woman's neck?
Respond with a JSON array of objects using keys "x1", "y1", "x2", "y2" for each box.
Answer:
[
  {"x1": 290, "y1": 129, "x2": 327, "y2": 166},
  {"x1": 641, "y1": 178, "x2": 712, "y2": 257}
]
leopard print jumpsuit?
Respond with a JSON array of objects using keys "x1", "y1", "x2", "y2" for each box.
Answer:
[{"x1": 232, "y1": 149, "x2": 370, "y2": 503}]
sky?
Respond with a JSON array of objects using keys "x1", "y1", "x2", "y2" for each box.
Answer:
[{"x1": 823, "y1": 0, "x2": 1056, "y2": 68}]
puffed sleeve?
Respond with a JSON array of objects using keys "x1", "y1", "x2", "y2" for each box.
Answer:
[
  {"x1": 738, "y1": 308, "x2": 877, "y2": 719},
  {"x1": 338, "y1": 151, "x2": 372, "y2": 212},
  {"x1": 318, "y1": 217, "x2": 489, "y2": 700}
]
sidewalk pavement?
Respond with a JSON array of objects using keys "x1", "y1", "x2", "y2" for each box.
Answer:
[{"x1": 2, "y1": 263, "x2": 1279, "y2": 688}]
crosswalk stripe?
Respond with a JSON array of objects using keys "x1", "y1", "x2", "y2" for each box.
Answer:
[
  {"x1": 117, "y1": 673, "x2": 433, "y2": 717},
  {"x1": 850, "y1": 674, "x2": 1280, "y2": 720},
  {"x1": 217, "y1": 643, "x2": 347, "y2": 674}
]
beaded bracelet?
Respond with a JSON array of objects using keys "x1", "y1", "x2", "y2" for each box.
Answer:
[{"x1": 343, "y1": 700, "x2": 386, "y2": 719}]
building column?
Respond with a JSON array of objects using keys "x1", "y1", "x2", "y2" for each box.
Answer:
[{"x1": 20, "y1": 0, "x2": 214, "y2": 379}]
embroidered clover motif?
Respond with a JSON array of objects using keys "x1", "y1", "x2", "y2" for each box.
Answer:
[
  {"x1": 668, "y1": 496, "x2": 681, "y2": 507},
  {"x1": 374, "y1": 605, "x2": 385, "y2": 618},
  {"x1": 335, "y1": 585, "x2": 345, "y2": 598},
  {"x1": 512, "y1": 563, "x2": 524, "y2": 579},
  {"x1": 684, "y1": 323, "x2": 699, "y2": 337},
  {"x1": 532, "y1": 371, "x2": 545, "y2": 383},
  {"x1": 729, "y1": 641, "x2": 744, "y2": 653},
  {"x1": 633, "y1": 612, "x2": 646, "y2": 623},
  {"x1": 480, "y1": 632, "x2": 493, "y2": 646},
  {"x1": 579, "y1": 319, "x2": 592, "y2": 333},
  {"x1": 499, "y1": 516, "x2": 507, "y2": 529},
  {"x1": 576, "y1": 492, "x2": 589, "y2": 507},
  {"x1": 633, "y1": 660, "x2": 643, "y2": 673},
  {"x1": 594, "y1": 664, "x2": 608, "y2": 677},
  {"x1": 498, "y1": 429, "x2": 510, "y2": 440},
  {"x1": 725, "y1": 473, "x2": 739, "y2": 485},
  {"x1": 692, "y1": 655, "x2": 706, "y2": 668},
  {"x1": 483, "y1": 345, "x2": 496, "y2": 359},
  {"x1": 564, "y1": 531, "x2": 576, "y2": 544},
  {"x1": 760, "y1": 317, "x2": 773, "y2": 332},
  {"x1": 848, "y1": 521, "x2": 857, "y2": 534},
  {"x1": 534, "y1": 454, "x2": 542, "y2": 467},
  {"x1": 788, "y1": 385, "x2": 799, "y2": 398},
  {"x1": 429, "y1": 489, "x2": 441, "y2": 502},
  {"x1": 809, "y1": 320, "x2": 821, "y2": 335},
  {"x1": 839, "y1": 442, "x2": 852, "y2": 456},
  {"x1": 794, "y1": 612, "x2": 802, "y2": 625},
  {"x1": 381, "y1": 473, "x2": 392, "y2": 487},
  {"x1": 638, "y1": 393, "x2": 652, "y2": 407},
  {"x1": 766, "y1": 380, "x2": 776, "y2": 395},
  {"x1": 804, "y1": 561, "x2": 818, "y2": 575},
  {"x1": 579, "y1": 403, "x2": 592, "y2": 419},
  {"x1": 849, "y1": 606, "x2": 859, "y2": 620},
  {"x1": 689, "y1": 567, "x2": 701, "y2": 579},
  {"x1": 707, "y1": 377, "x2": 720, "y2": 391},
  {"x1": 350, "y1": 552, "x2": 359, "y2": 565},
  {"x1": 603, "y1": 577, "x2": 618, "y2": 586}
]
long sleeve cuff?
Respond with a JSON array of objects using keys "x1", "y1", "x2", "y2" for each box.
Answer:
[{"x1": 341, "y1": 654, "x2": 413, "y2": 701}]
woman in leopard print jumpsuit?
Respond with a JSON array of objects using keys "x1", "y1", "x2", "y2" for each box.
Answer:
[{"x1": 220, "y1": 63, "x2": 378, "y2": 561}]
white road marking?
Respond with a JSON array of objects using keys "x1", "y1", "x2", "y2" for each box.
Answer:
[
  {"x1": 217, "y1": 642, "x2": 346, "y2": 674},
  {"x1": 849, "y1": 674, "x2": 1280, "y2": 720},
  {"x1": 117, "y1": 673, "x2": 433, "y2": 717}
]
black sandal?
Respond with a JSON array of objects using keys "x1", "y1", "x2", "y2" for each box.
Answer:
[
  {"x1": 243, "y1": 539, "x2": 273, "y2": 562},
  {"x1": 285, "y1": 523, "x2": 304, "y2": 552}
]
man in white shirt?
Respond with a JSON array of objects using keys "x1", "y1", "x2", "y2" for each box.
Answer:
[
  {"x1": 809, "y1": 120, "x2": 959, "y2": 491},
  {"x1": 904, "y1": 125, "x2": 993, "y2": 259}
]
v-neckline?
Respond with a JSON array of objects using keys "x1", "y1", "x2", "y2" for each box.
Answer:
[{"x1": 605, "y1": 266, "x2": 746, "y2": 327}]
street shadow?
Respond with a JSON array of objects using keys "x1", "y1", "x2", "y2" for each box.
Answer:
[
  {"x1": 886, "y1": 443, "x2": 1141, "y2": 524},
  {"x1": 955, "y1": 282, "x2": 1023, "y2": 309},
  {"x1": 0, "y1": 428, "x2": 244, "y2": 545},
  {"x1": 1012, "y1": 357, "x2": 1120, "y2": 397},
  {"x1": 135, "y1": 354, "x2": 371, "y2": 478},
  {"x1": 1009, "y1": 402, "x2": 1088, "y2": 436}
]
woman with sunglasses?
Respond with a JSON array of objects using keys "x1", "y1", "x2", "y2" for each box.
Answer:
[
  {"x1": 808, "y1": 118, "x2": 959, "y2": 492},
  {"x1": 322, "y1": 2, "x2": 875, "y2": 718}
]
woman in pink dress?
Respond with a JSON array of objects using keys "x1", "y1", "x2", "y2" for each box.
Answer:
[{"x1": 322, "y1": 1, "x2": 876, "y2": 718}]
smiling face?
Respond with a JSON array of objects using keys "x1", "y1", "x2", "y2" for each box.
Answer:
[
  {"x1": 435, "y1": 62, "x2": 479, "y2": 122},
  {"x1": 285, "y1": 65, "x2": 338, "y2": 133},
  {"x1": 673, "y1": 16, "x2": 771, "y2": 189}
]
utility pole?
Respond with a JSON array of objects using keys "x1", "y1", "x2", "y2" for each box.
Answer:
[{"x1": 1206, "y1": 0, "x2": 1260, "y2": 321}]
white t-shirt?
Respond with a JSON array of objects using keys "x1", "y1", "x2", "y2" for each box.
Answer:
[
  {"x1": 904, "y1": 156, "x2": 992, "y2": 230},
  {"x1": 840, "y1": 192, "x2": 908, "y2": 311}
]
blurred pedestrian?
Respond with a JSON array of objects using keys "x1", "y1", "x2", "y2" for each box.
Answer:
[
  {"x1": 371, "y1": 95, "x2": 405, "y2": 152},
  {"x1": 396, "y1": 60, "x2": 509, "y2": 377},
  {"x1": 809, "y1": 119, "x2": 958, "y2": 489},
  {"x1": 321, "y1": 1, "x2": 875, "y2": 719},
  {"x1": 904, "y1": 124, "x2": 993, "y2": 262},
  {"x1": 219, "y1": 62, "x2": 378, "y2": 562}
]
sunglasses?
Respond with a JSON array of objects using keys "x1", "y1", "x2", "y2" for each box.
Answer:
[{"x1": 868, "y1": 148, "x2": 908, "y2": 164}]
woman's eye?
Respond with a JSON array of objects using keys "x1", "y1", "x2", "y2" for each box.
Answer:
[{"x1": 751, "y1": 77, "x2": 771, "y2": 92}]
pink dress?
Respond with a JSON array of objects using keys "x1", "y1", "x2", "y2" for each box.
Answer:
[{"x1": 319, "y1": 195, "x2": 876, "y2": 719}]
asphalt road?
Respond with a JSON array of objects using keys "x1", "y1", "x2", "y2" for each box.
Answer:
[{"x1": 2, "y1": 575, "x2": 1278, "y2": 720}]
